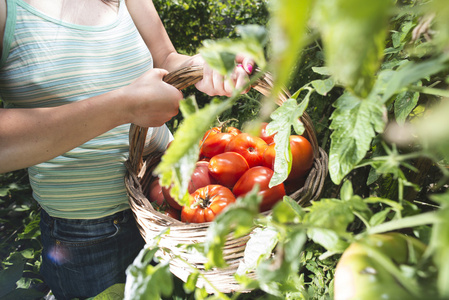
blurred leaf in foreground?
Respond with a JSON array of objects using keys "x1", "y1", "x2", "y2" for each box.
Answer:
[
  {"x1": 312, "y1": 0, "x2": 392, "y2": 97},
  {"x1": 268, "y1": 0, "x2": 313, "y2": 95}
]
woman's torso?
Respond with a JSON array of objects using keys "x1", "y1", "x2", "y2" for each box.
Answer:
[{"x1": 0, "y1": 0, "x2": 169, "y2": 219}]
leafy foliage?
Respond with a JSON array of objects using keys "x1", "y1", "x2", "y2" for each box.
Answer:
[{"x1": 3, "y1": 0, "x2": 449, "y2": 299}]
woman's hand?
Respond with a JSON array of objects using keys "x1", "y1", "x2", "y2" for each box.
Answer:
[
  {"x1": 188, "y1": 54, "x2": 255, "y2": 97},
  {"x1": 119, "y1": 68, "x2": 184, "y2": 128}
]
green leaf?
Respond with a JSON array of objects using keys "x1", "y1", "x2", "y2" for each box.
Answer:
[
  {"x1": 179, "y1": 95, "x2": 199, "y2": 118},
  {"x1": 328, "y1": 93, "x2": 386, "y2": 184},
  {"x1": 155, "y1": 99, "x2": 233, "y2": 206},
  {"x1": 339, "y1": 180, "x2": 354, "y2": 202},
  {"x1": 282, "y1": 196, "x2": 306, "y2": 219},
  {"x1": 204, "y1": 189, "x2": 262, "y2": 269},
  {"x1": 256, "y1": 232, "x2": 307, "y2": 295},
  {"x1": 199, "y1": 44, "x2": 238, "y2": 75},
  {"x1": 124, "y1": 247, "x2": 174, "y2": 300},
  {"x1": 199, "y1": 25, "x2": 268, "y2": 75},
  {"x1": 312, "y1": 66, "x2": 332, "y2": 76},
  {"x1": 303, "y1": 198, "x2": 355, "y2": 252},
  {"x1": 381, "y1": 56, "x2": 449, "y2": 103},
  {"x1": 427, "y1": 192, "x2": 449, "y2": 298},
  {"x1": 313, "y1": 0, "x2": 392, "y2": 97},
  {"x1": 306, "y1": 228, "x2": 349, "y2": 254},
  {"x1": 394, "y1": 84, "x2": 420, "y2": 125},
  {"x1": 304, "y1": 199, "x2": 355, "y2": 235},
  {"x1": 236, "y1": 227, "x2": 279, "y2": 275},
  {"x1": 268, "y1": 0, "x2": 313, "y2": 94},
  {"x1": 184, "y1": 271, "x2": 199, "y2": 294},
  {"x1": 369, "y1": 208, "x2": 393, "y2": 227},
  {"x1": 311, "y1": 78, "x2": 335, "y2": 96},
  {"x1": 271, "y1": 198, "x2": 303, "y2": 224},
  {"x1": 0, "y1": 253, "x2": 26, "y2": 298},
  {"x1": 236, "y1": 24, "x2": 269, "y2": 51},
  {"x1": 93, "y1": 284, "x2": 125, "y2": 300},
  {"x1": 267, "y1": 97, "x2": 309, "y2": 187}
]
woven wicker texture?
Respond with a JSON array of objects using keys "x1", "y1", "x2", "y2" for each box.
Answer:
[{"x1": 125, "y1": 65, "x2": 328, "y2": 293}]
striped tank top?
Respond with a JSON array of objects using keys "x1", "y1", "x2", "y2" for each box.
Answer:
[{"x1": 0, "y1": 0, "x2": 173, "y2": 219}]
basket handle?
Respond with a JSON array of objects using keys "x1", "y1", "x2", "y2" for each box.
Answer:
[{"x1": 128, "y1": 65, "x2": 320, "y2": 175}]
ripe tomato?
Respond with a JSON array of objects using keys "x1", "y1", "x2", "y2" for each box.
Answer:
[
  {"x1": 263, "y1": 135, "x2": 314, "y2": 185},
  {"x1": 262, "y1": 143, "x2": 276, "y2": 170},
  {"x1": 181, "y1": 185, "x2": 236, "y2": 223},
  {"x1": 225, "y1": 133, "x2": 268, "y2": 168},
  {"x1": 162, "y1": 161, "x2": 215, "y2": 210},
  {"x1": 284, "y1": 175, "x2": 306, "y2": 194},
  {"x1": 200, "y1": 132, "x2": 234, "y2": 158},
  {"x1": 189, "y1": 160, "x2": 216, "y2": 192},
  {"x1": 233, "y1": 166, "x2": 286, "y2": 212},
  {"x1": 201, "y1": 126, "x2": 241, "y2": 142},
  {"x1": 208, "y1": 152, "x2": 249, "y2": 188},
  {"x1": 259, "y1": 122, "x2": 276, "y2": 145},
  {"x1": 155, "y1": 204, "x2": 181, "y2": 220},
  {"x1": 147, "y1": 178, "x2": 165, "y2": 206},
  {"x1": 288, "y1": 135, "x2": 314, "y2": 181}
]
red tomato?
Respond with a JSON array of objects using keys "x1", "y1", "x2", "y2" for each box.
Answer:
[
  {"x1": 208, "y1": 152, "x2": 249, "y2": 188},
  {"x1": 181, "y1": 185, "x2": 236, "y2": 223},
  {"x1": 156, "y1": 205, "x2": 181, "y2": 220},
  {"x1": 189, "y1": 161, "x2": 216, "y2": 192},
  {"x1": 200, "y1": 132, "x2": 234, "y2": 158},
  {"x1": 201, "y1": 126, "x2": 241, "y2": 142},
  {"x1": 233, "y1": 166, "x2": 286, "y2": 212},
  {"x1": 262, "y1": 143, "x2": 276, "y2": 170},
  {"x1": 259, "y1": 122, "x2": 276, "y2": 145},
  {"x1": 262, "y1": 135, "x2": 314, "y2": 184},
  {"x1": 162, "y1": 161, "x2": 215, "y2": 210},
  {"x1": 288, "y1": 135, "x2": 314, "y2": 181},
  {"x1": 225, "y1": 133, "x2": 268, "y2": 168},
  {"x1": 147, "y1": 178, "x2": 165, "y2": 206},
  {"x1": 284, "y1": 175, "x2": 306, "y2": 194}
]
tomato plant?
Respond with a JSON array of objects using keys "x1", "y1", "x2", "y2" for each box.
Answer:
[
  {"x1": 208, "y1": 152, "x2": 249, "y2": 188},
  {"x1": 225, "y1": 133, "x2": 268, "y2": 168},
  {"x1": 233, "y1": 166, "x2": 286, "y2": 212},
  {"x1": 181, "y1": 185, "x2": 236, "y2": 223}
]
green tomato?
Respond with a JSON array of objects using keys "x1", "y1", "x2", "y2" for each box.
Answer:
[{"x1": 334, "y1": 232, "x2": 427, "y2": 300}]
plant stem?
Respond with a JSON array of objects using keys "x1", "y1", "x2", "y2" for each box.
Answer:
[
  {"x1": 364, "y1": 211, "x2": 437, "y2": 235},
  {"x1": 408, "y1": 85, "x2": 449, "y2": 98}
]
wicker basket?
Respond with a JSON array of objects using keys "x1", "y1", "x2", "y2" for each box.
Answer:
[{"x1": 125, "y1": 65, "x2": 328, "y2": 294}]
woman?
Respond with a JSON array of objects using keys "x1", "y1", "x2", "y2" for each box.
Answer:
[{"x1": 0, "y1": 0, "x2": 253, "y2": 298}]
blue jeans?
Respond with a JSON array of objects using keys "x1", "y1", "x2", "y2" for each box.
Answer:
[{"x1": 39, "y1": 208, "x2": 145, "y2": 300}]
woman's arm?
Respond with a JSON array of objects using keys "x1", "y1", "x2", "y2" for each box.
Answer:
[
  {"x1": 125, "y1": 0, "x2": 254, "y2": 96},
  {"x1": 124, "y1": 0, "x2": 187, "y2": 71},
  {"x1": 0, "y1": 69, "x2": 183, "y2": 174}
]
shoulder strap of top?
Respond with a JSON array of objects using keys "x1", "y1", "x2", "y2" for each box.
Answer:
[{"x1": 1, "y1": 0, "x2": 17, "y2": 67}]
